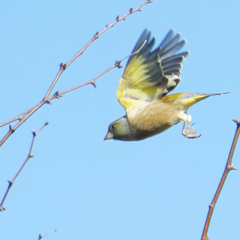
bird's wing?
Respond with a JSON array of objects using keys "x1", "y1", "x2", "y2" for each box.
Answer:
[{"x1": 117, "y1": 29, "x2": 189, "y2": 112}]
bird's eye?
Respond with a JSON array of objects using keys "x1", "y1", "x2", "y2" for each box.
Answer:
[{"x1": 111, "y1": 125, "x2": 115, "y2": 130}]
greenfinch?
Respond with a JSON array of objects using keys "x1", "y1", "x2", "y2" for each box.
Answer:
[{"x1": 104, "y1": 29, "x2": 228, "y2": 141}]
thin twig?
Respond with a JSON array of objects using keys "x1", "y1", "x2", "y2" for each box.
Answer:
[
  {"x1": 0, "y1": 122, "x2": 48, "y2": 212},
  {"x1": 38, "y1": 230, "x2": 57, "y2": 240},
  {"x1": 0, "y1": 0, "x2": 152, "y2": 147},
  {"x1": 64, "y1": 0, "x2": 152, "y2": 69},
  {"x1": 44, "y1": 0, "x2": 152, "y2": 100},
  {"x1": 59, "y1": 40, "x2": 147, "y2": 95},
  {"x1": 201, "y1": 119, "x2": 240, "y2": 240},
  {"x1": 0, "y1": 104, "x2": 39, "y2": 128}
]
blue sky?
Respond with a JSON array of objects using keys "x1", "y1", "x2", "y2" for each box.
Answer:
[{"x1": 1, "y1": 0, "x2": 240, "y2": 239}]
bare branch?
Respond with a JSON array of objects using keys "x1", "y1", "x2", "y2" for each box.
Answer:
[
  {"x1": 59, "y1": 40, "x2": 146, "y2": 95},
  {"x1": 0, "y1": 104, "x2": 39, "y2": 128},
  {"x1": 201, "y1": 119, "x2": 240, "y2": 240},
  {"x1": 38, "y1": 230, "x2": 57, "y2": 240},
  {"x1": 0, "y1": 0, "x2": 151, "y2": 147},
  {"x1": 0, "y1": 123, "x2": 48, "y2": 212},
  {"x1": 64, "y1": 0, "x2": 152, "y2": 69}
]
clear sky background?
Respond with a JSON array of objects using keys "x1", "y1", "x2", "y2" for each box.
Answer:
[{"x1": 1, "y1": 0, "x2": 240, "y2": 239}]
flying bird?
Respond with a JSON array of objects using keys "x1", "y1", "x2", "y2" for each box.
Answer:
[{"x1": 104, "y1": 29, "x2": 228, "y2": 141}]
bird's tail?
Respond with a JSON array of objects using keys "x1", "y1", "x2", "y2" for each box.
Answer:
[{"x1": 162, "y1": 92, "x2": 230, "y2": 110}]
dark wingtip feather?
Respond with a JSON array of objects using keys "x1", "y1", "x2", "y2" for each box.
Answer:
[{"x1": 123, "y1": 28, "x2": 189, "y2": 95}]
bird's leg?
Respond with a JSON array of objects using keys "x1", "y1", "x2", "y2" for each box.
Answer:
[{"x1": 182, "y1": 115, "x2": 202, "y2": 139}]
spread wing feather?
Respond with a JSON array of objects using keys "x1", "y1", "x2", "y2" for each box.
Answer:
[{"x1": 117, "y1": 29, "x2": 189, "y2": 112}]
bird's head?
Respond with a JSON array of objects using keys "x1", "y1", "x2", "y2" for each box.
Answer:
[{"x1": 104, "y1": 116, "x2": 131, "y2": 141}]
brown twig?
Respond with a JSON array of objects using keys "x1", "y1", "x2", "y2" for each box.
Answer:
[
  {"x1": 38, "y1": 230, "x2": 57, "y2": 240},
  {"x1": 0, "y1": 122, "x2": 48, "y2": 212},
  {"x1": 0, "y1": 104, "x2": 39, "y2": 128},
  {"x1": 201, "y1": 119, "x2": 240, "y2": 240},
  {"x1": 59, "y1": 40, "x2": 146, "y2": 95},
  {"x1": 63, "y1": 0, "x2": 152, "y2": 69},
  {"x1": 0, "y1": 0, "x2": 152, "y2": 147}
]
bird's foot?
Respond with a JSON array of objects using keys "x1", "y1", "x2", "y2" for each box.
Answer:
[{"x1": 182, "y1": 122, "x2": 202, "y2": 139}]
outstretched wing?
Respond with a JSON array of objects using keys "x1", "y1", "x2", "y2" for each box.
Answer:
[{"x1": 117, "y1": 29, "x2": 189, "y2": 112}]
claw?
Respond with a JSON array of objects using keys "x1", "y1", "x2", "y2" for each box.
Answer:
[{"x1": 182, "y1": 121, "x2": 202, "y2": 139}]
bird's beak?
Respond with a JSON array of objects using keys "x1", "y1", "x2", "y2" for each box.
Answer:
[{"x1": 104, "y1": 132, "x2": 114, "y2": 140}]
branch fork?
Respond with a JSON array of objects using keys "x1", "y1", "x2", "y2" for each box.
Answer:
[
  {"x1": 0, "y1": 123, "x2": 48, "y2": 211},
  {"x1": 0, "y1": 0, "x2": 151, "y2": 147}
]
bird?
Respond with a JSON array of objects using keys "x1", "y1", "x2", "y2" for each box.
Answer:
[{"x1": 104, "y1": 29, "x2": 229, "y2": 141}]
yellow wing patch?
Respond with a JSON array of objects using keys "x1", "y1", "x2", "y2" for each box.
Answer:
[
  {"x1": 123, "y1": 56, "x2": 156, "y2": 89},
  {"x1": 116, "y1": 29, "x2": 189, "y2": 113},
  {"x1": 117, "y1": 55, "x2": 167, "y2": 111}
]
